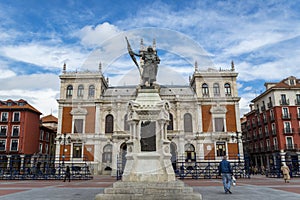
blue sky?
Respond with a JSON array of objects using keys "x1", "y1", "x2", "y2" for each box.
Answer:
[{"x1": 0, "y1": 0, "x2": 300, "y2": 117}]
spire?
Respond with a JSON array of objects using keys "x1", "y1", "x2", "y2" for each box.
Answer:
[
  {"x1": 99, "y1": 62, "x2": 102, "y2": 73},
  {"x1": 152, "y1": 38, "x2": 156, "y2": 51},
  {"x1": 194, "y1": 61, "x2": 198, "y2": 72},
  {"x1": 231, "y1": 60, "x2": 235, "y2": 71},
  {"x1": 62, "y1": 63, "x2": 66, "y2": 74},
  {"x1": 140, "y1": 38, "x2": 144, "y2": 51}
]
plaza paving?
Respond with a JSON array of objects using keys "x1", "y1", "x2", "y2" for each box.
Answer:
[{"x1": 0, "y1": 175, "x2": 299, "y2": 200}]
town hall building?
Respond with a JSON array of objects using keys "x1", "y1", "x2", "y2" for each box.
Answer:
[{"x1": 55, "y1": 41, "x2": 242, "y2": 175}]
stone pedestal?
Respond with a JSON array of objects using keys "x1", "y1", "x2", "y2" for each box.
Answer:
[
  {"x1": 122, "y1": 150, "x2": 175, "y2": 182},
  {"x1": 95, "y1": 87, "x2": 201, "y2": 200},
  {"x1": 95, "y1": 181, "x2": 202, "y2": 200}
]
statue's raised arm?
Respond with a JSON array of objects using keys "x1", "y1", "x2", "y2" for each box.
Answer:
[{"x1": 126, "y1": 37, "x2": 141, "y2": 76}]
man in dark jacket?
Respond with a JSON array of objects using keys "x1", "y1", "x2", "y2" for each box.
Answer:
[{"x1": 218, "y1": 156, "x2": 233, "y2": 194}]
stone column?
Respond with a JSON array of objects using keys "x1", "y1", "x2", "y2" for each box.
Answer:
[
  {"x1": 197, "y1": 103, "x2": 202, "y2": 133},
  {"x1": 20, "y1": 155, "x2": 25, "y2": 171},
  {"x1": 176, "y1": 102, "x2": 180, "y2": 130},
  {"x1": 297, "y1": 152, "x2": 300, "y2": 171},
  {"x1": 55, "y1": 139, "x2": 61, "y2": 167},
  {"x1": 6, "y1": 155, "x2": 11, "y2": 169},
  {"x1": 280, "y1": 150, "x2": 286, "y2": 165},
  {"x1": 94, "y1": 140, "x2": 102, "y2": 175},
  {"x1": 199, "y1": 142, "x2": 204, "y2": 160},
  {"x1": 95, "y1": 104, "x2": 101, "y2": 135},
  {"x1": 111, "y1": 141, "x2": 119, "y2": 176},
  {"x1": 178, "y1": 133, "x2": 185, "y2": 159},
  {"x1": 57, "y1": 105, "x2": 63, "y2": 135}
]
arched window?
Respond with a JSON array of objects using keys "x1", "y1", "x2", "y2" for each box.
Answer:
[
  {"x1": 88, "y1": 85, "x2": 95, "y2": 98},
  {"x1": 167, "y1": 113, "x2": 174, "y2": 130},
  {"x1": 124, "y1": 114, "x2": 129, "y2": 131},
  {"x1": 77, "y1": 85, "x2": 84, "y2": 98},
  {"x1": 213, "y1": 83, "x2": 220, "y2": 96},
  {"x1": 224, "y1": 83, "x2": 231, "y2": 96},
  {"x1": 184, "y1": 113, "x2": 193, "y2": 133},
  {"x1": 105, "y1": 114, "x2": 114, "y2": 133},
  {"x1": 202, "y1": 83, "x2": 209, "y2": 96},
  {"x1": 102, "y1": 144, "x2": 112, "y2": 163},
  {"x1": 66, "y1": 85, "x2": 73, "y2": 98},
  {"x1": 185, "y1": 143, "x2": 196, "y2": 161}
]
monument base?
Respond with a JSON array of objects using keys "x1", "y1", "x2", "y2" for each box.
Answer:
[
  {"x1": 122, "y1": 151, "x2": 175, "y2": 182},
  {"x1": 95, "y1": 181, "x2": 202, "y2": 200}
]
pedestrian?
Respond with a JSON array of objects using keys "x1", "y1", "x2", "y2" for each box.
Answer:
[
  {"x1": 280, "y1": 163, "x2": 290, "y2": 183},
  {"x1": 218, "y1": 156, "x2": 233, "y2": 194},
  {"x1": 63, "y1": 166, "x2": 71, "y2": 182}
]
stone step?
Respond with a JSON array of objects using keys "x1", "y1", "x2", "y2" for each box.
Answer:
[
  {"x1": 96, "y1": 181, "x2": 202, "y2": 200},
  {"x1": 96, "y1": 193, "x2": 202, "y2": 200},
  {"x1": 104, "y1": 187, "x2": 193, "y2": 194},
  {"x1": 112, "y1": 180, "x2": 186, "y2": 188}
]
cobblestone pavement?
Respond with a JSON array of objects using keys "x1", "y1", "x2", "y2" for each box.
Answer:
[{"x1": 0, "y1": 175, "x2": 299, "y2": 200}]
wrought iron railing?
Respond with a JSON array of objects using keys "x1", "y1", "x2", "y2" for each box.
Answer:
[{"x1": 0, "y1": 155, "x2": 93, "y2": 180}]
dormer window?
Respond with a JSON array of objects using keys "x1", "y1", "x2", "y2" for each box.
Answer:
[
  {"x1": 66, "y1": 85, "x2": 73, "y2": 98},
  {"x1": 213, "y1": 83, "x2": 220, "y2": 96},
  {"x1": 202, "y1": 83, "x2": 209, "y2": 96}
]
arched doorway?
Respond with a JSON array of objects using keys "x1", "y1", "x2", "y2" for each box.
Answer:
[
  {"x1": 102, "y1": 144, "x2": 112, "y2": 172},
  {"x1": 170, "y1": 142, "x2": 177, "y2": 170},
  {"x1": 120, "y1": 143, "x2": 127, "y2": 171},
  {"x1": 185, "y1": 143, "x2": 196, "y2": 162}
]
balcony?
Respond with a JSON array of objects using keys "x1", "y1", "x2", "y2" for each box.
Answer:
[
  {"x1": 283, "y1": 128, "x2": 294, "y2": 135},
  {"x1": 271, "y1": 145, "x2": 279, "y2": 151},
  {"x1": 285, "y1": 144, "x2": 298, "y2": 151},
  {"x1": 282, "y1": 113, "x2": 291, "y2": 120},
  {"x1": 0, "y1": 132, "x2": 7, "y2": 137},
  {"x1": 267, "y1": 102, "x2": 273, "y2": 108},
  {"x1": 263, "y1": 117, "x2": 268, "y2": 124},
  {"x1": 265, "y1": 130, "x2": 269, "y2": 137},
  {"x1": 279, "y1": 99, "x2": 290, "y2": 105},
  {"x1": 257, "y1": 121, "x2": 262, "y2": 127},
  {"x1": 11, "y1": 134, "x2": 19, "y2": 137}
]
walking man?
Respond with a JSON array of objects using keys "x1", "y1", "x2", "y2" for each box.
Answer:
[
  {"x1": 63, "y1": 166, "x2": 71, "y2": 182},
  {"x1": 218, "y1": 156, "x2": 233, "y2": 194}
]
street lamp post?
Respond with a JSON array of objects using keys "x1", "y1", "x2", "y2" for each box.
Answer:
[
  {"x1": 232, "y1": 132, "x2": 241, "y2": 163},
  {"x1": 58, "y1": 133, "x2": 71, "y2": 167}
]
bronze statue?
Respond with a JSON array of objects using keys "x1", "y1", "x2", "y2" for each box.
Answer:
[{"x1": 126, "y1": 37, "x2": 160, "y2": 87}]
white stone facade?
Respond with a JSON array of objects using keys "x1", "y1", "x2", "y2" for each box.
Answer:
[{"x1": 55, "y1": 63, "x2": 242, "y2": 175}]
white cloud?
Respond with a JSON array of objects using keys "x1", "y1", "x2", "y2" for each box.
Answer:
[
  {"x1": 0, "y1": 43, "x2": 88, "y2": 70},
  {"x1": 244, "y1": 86, "x2": 253, "y2": 91},
  {"x1": 75, "y1": 22, "x2": 121, "y2": 47},
  {"x1": 0, "y1": 89, "x2": 59, "y2": 117},
  {"x1": 0, "y1": 61, "x2": 16, "y2": 79},
  {"x1": 0, "y1": 73, "x2": 59, "y2": 91}
]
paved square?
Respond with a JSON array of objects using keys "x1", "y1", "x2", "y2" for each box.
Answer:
[{"x1": 0, "y1": 175, "x2": 299, "y2": 200}]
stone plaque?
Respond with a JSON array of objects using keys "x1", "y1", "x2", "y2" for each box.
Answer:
[{"x1": 140, "y1": 121, "x2": 156, "y2": 151}]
